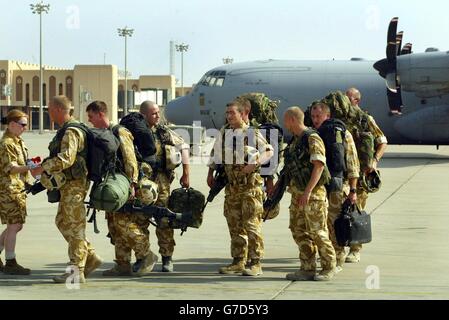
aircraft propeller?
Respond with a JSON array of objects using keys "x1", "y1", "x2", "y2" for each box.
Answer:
[{"x1": 373, "y1": 17, "x2": 412, "y2": 114}]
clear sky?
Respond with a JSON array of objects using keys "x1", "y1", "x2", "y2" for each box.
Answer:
[{"x1": 1, "y1": 0, "x2": 448, "y2": 86}]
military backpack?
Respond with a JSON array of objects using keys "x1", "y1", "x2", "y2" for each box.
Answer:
[{"x1": 317, "y1": 118, "x2": 347, "y2": 192}]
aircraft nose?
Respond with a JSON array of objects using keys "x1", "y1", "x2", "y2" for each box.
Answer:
[{"x1": 164, "y1": 96, "x2": 192, "y2": 125}]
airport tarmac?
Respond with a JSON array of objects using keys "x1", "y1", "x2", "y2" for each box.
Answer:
[{"x1": 1, "y1": 131, "x2": 449, "y2": 300}]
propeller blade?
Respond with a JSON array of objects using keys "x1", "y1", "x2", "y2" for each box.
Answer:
[
  {"x1": 401, "y1": 43, "x2": 413, "y2": 55},
  {"x1": 387, "y1": 89, "x2": 403, "y2": 113},
  {"x1": 396, "y1": 31, "x2": 404, "y2": 56},
  {"x1": 386, "y1": 73, "x2": 398, "y2": 93},
  {"x1": 373, "y1": 58, "x2": 389, "y2": 78},
  {"x1": 386, "y1": 17, "x2": 399, "y2": 62}
]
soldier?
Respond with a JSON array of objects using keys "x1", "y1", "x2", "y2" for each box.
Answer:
[
  {"x1": 139, "y1": 100, "x2": 190, "y2": 272},
  {"x1": 207, "y1": 99, "x2": 274, "y2": 276},
  {"x1": 85, "y1": 101, "x2": 158, "y2": 276},
  {"x1": 0, "y1": 110, "x2": 38, "y2": 275},
  {"x1": 34, "y1": 95, "x2": 101, "y2": 283},
  {"x1": 310, "y1": 103, "x2": 360, "y2": 271},
  {"x1": 345, "y1": 88, "x2": 388, "y2": 263},
  {"x1": 282, "y1": 106, "x2": 337, "y2": 281}
]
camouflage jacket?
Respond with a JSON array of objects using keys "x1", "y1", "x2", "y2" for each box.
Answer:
[
  {"x1": 42, "y1": 118, "x2": 87, "y2": 181},
  {"x1": 0, "y1": 130, "x2": 32, "y2": 194}
]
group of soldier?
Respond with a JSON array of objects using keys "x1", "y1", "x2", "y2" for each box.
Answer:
[
  {"x1": 0, "y1": 86, "x2": 387, "y2": 284},
  {"x1": 207, "y1": 88, "x2": 387, "y2": 281},
  {"x1": 0, "y1": 96, "x2": 190, "y2": 283}
]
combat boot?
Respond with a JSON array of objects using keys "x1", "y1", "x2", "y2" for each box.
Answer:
[
  {"x1": 314, "y1": 268, "x2": 336, "y2": 281},
  {"x1": 0, "y1": 258, "x2": 4, "y2": 272},
  {"x1": 161, "y1": 256, "x2": 174, "y2": 273},
  {"x1": 285, "y1": 269, "x2": 315, "y2": 281},
  {"x1": 133, "y1": 251, "x2": 158, "y2": 276},
  {"x1": 102, "y1": 260, "x2": 132, "y2": 277},
  {"x1": 345, "y1": 251, "x2": 361, "y2": 263},
  {"x1": 53, "y1": 268, "x2": 86, "y2": 284},
  {"x1": 3, "y1": 258, "x2": 31, "y2": 276},
  {"x1": 242, "y1": 259, "x2": 263, "y2": 277},
  {"x1": 84, "y1": 253, "x2": 103, "y2": 277},
  {"x1": 219, "y1": 257, "x2": 245, "y2": 274}
]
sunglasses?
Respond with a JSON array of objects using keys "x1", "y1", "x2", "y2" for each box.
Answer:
[{"x1": 16, "y1": 122, "x2": 28, "y2": 127}]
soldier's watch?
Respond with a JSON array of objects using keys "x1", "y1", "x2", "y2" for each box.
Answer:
[{"x1": 350, "y1": 188, "x2": 357, "y2": 194}]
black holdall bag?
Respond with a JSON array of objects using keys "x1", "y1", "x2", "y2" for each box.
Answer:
[{"x1": 334, "y1": 200, "x2": 372, "y2": 247}]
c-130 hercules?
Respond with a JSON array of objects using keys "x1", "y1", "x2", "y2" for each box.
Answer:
[{"x1": 165, "y1": 17, "x2": 449, "y2": 145}]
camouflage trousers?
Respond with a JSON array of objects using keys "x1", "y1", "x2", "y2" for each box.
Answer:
[
  {"x1": 289, "y1": 194, "x2": 336, "y2": 271},
  {"x1": 350, "y1": 189, "x2": 369, "y2": 253},
  {"x1": 56, "y1": 179, "x2": 95, "y2": 270},
  {"x1": 223, "y1": 185, "x2": 264, "y2": 261},
  {"x1": 154, "y1": 172, "x2": 175, "y2": 257},
  {"x1": 106, "y1": 212, "x2": 151, "y2": 262},
  {"x1": 328, "y1": 188, "x2": 349, "y2": 266},
  {"x1": 0, "y1": 190, "x2": 27, "y2": 225}
]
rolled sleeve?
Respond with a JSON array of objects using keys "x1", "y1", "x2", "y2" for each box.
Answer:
[
  {"x1": 42, "y1": 128, "x2": 84, "y2": 174},
  {"x1": 308, "y1": 134, "x2": 326, "y2": 165}
]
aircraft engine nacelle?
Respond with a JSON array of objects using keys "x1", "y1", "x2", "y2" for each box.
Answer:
[
  {"x1": 397, "y1": 51, "x2": 449, "y2": 98},
  {"x1": 394, "y1": 105, "x2": 449, "y2": 143}
]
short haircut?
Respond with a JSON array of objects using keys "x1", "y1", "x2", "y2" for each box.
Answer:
[
  {"x1": 140, "y1": 100, "x2": 157, "y2": 114},
  {"x1": 346, "y1": 87, "x2": 361, "y2": 100},
  {"x1": 86, "y1": 100, "x2": 108, "y2": 114},
  {"x1": 235, "y1": 97, "x2": 251, "y2": 113},
  {"x1": 311, "y1": 102, "x2": 331, "y2": 116},
  {"x1": 226, "y1": 99, "x2": 245, "y2": 113},
  {"x1": 4, "y1": 109, "x2": 28, "y2": 124},
  {"x1": 284, "y1": 106, "x2": 304, "y2": 124},
  {"x1": 51, "y1": 95, "x2": 72, "y2": 112}
]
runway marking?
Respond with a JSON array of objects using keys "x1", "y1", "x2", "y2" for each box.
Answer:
[{"x1": 270, "y1": 282, "x2": 294, "y2": 300}]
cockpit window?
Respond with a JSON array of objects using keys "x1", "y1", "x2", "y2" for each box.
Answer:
[{"x1": 200, "y1": 70, "x2": 226, "y2": 87}]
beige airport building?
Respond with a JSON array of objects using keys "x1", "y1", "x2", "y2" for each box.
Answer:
[{"x1": 0, "y1": 59, "x2": 192, "y2": 130}]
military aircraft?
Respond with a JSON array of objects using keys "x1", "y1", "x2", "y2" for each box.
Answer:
[{"x1": 165, "y1": 17, "x2": 449, "y2": 145}]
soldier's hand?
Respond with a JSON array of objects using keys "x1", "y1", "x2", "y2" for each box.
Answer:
[
  {"x1": 242, "y1": 164, "x2": 256, "y2": 174},
  {"x1": 207, "y1": 173, "x2": 215, "y2": 189},
  {"x1": 32, "y1": 166, "x2": 44, "y2": 177},
  {"x1": 266, "y1": 179, "x2": 275, "y2": 198},
  {"x1": 347, "y1": 191, "x2": 357, "y2": 204},
  {"x1": 128, "y1": 183, "x2": 136, "y2": 200},
  {"x1": 180, "y1": 173, "x2": 190, "y2": 188},
  {"x1": 297, "y1": 191, "x2": 311, "y2": 207}
]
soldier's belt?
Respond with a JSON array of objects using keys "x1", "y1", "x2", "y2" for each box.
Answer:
[{"x1": 228, "y1": 175, "x2": 255, "y2": 186}]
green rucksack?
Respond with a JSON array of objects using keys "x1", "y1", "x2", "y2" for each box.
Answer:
[
  {"x1": 238, "y1": 92, "x2": 279, "y2": 125},
  {"x1": 90, "y1": 171, "x2": 130, "y2": 213}
]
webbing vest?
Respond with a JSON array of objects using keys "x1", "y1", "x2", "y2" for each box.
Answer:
[
  {"x1": 284, "y1": 129, "x2": 331, "y2": 191},
  {"x1": 220, "y1": 124, "x2": 262, "y2": 187},
  {"x1": 48, "y1": 119, "x2": 87, "y2": 181}
]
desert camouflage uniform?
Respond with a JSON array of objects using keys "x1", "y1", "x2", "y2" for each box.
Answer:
[
  {"x1": 352, "y1": 108, "x2": 387, "y2": 254},
  {"x1": 209, "y1": 122, "x2": 273, "y2": 262},
  {"x1": 151, "y1": 125, "x2": 188, "y2": 257},
  {"x1": 0, "y1": 130, "x2": 33, "y2": 225},
  {"x1": 327, "y1": 130, "x2": 360, "y2": 266},
  {"x1": 287, "y1": 131, "x2": 336, "y2": 272},
  {"x1": 42, "y1": 118, "x2": 95, "y2": 272},
  {"x1": 106, "y1": 126, "x2": 151, "y2": 263}
]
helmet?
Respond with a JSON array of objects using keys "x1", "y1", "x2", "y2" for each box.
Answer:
[
  {"x1": 360, "y1": 170, "x2": 381, "y2": 193},
  {"x1": 40, "y1": 172, "x2": 67, "y2": 191},
  {"x1": 136, "y1": 177, "x2": 158, "y2": 205},
  {"x1": 165, "y1": 145, "x2": 182, "y2": 170},
  {"x1": 139, "y1": 162, "x2": 153, "y2": 178},
  {"x1": 263, "y1": 202, "x2": 280, "y2": 220}
]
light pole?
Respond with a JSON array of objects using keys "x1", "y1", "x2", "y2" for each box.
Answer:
[
  {"x1": 30, "y1": 1, "x2": 50, "y2": 134},
  {"x1": 118, "y1": 27, "x2": 134, "y2": 116},
  {"x1": 176, "y1": 43, "x2": 189, "y2": 96},
  {"x1": 223, "y1": 57, "x2": 234, "y2": 64}
]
